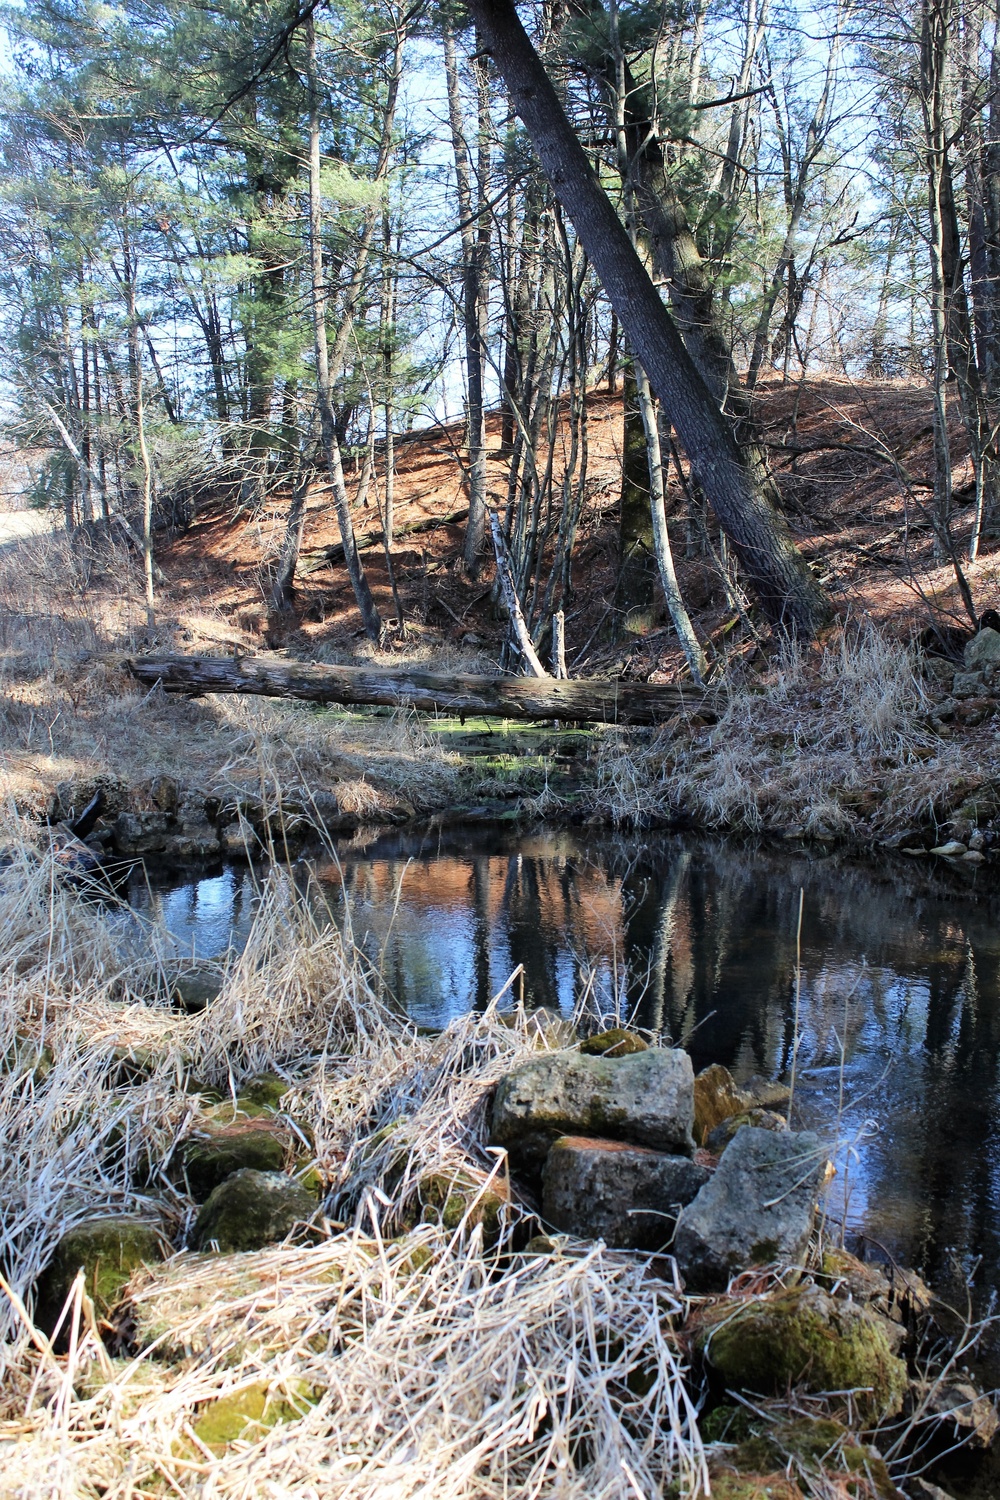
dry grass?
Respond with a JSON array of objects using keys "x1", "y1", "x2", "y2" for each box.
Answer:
[
  {"x1": 0, "y1": 516, "x2": 995, "y2": 867},
  {"x1": 582, "y1": 625, "x2": 979, "y2": 842},
  {"x1": 0, "y1": 822, "x2": 709, "y2": 1499},
  {"x1": 3, "y1": 1234, "x2": 705, "y2": 1500}
]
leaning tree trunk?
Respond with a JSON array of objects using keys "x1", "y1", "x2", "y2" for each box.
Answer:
[{"x1": 465, "y1": 0, "x2": 831, "y2": 638}]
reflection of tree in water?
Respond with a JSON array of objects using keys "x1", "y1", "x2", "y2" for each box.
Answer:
[
  {"x1": 498, "y1": 853, "x2": 616, "y2": 1013},
  {"x1": 470, "y1": 857, "x2": 492, "y2": 1012},
  {"x1": 859, "y1": 938, "x2": 1000, "y2": 1325},
  {"x1": 618, "y1": 847, "x2": 799, "y2": 1076}
]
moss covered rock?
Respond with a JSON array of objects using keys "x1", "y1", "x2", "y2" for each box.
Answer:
[
  {"x1": 707, "y1": 1415, "x2": 902, "y2": 1499},
  {"x1": 191, "y1": 1169, "x2": 317, "y2": 1252},
  {"x1": 693, "y1": 1063, "x2": 748, "y2": 1146},
  {"x1": 696, "y1": 1284, "x2": 908, "y2": 1423},
  {"x1": 409, "y1": 1168, "x2": 510, "y2": 1248},
  {"x1": 819, "y1": 1247, "x2": 893, "y2": 1304},
  {"x1": 491, "y1": 1047, "x2": 695, "y2": 1179},
  {"x1": 35, "y1": 1216, "x2": 164, "y2": 1334},
  {"x1": 192, "y1": 1380, "x2": 314, "y2": 1451},
  {"x1": 167, "y1": 963, "x2": 223, "y2": 1014},
  {"x1": 705, "y1": 1108, "x2": 787, "y2": 1153},
  {"x1": 579, "y1": 1028, "x2": 647, "y2": 1057},
  {"x1": 180, "y1": 1122, "x2": 287, "y2": 1201},
  {"x1": 107, "y1": 1043, "x2": 175, "y2": 1088},
  {"x1": 234, "y1": 1073, "x2": 290, "y2": 1116}
]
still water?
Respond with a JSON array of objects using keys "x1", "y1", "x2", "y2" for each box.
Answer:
[{"x1": 128, "y1": 825, "x2": 1000, "y2": 1338}]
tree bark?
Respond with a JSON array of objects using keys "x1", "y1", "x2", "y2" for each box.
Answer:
[
  {"x1": 307, "y1": 15, "x2": 384, "y2": 647},
  {"x1": 124, "y1": 652, "x2": 707, "y2": 726},
  {"x1": 489, "y1": 507, "x2": 550, "y2": 676},
  {"x1": 444, "y1": 23, "x2": 492, "y2": 576},
  {"x1": 634, "y1": 364, "x2": 708, "y2": 684},
  {"x1": 465, "y1": 0, "x2": 831, "y2": 638},
  {"x1": 616, "y1": 369, "x2": 657, "y2": 630}
]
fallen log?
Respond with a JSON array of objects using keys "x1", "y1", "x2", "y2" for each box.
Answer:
[
  {"x1": 124, "y1": 654, "x2": 708, "y2": 726},
  {"x1": 298, "y1": 506, "x2": 470, "y2": 574}
]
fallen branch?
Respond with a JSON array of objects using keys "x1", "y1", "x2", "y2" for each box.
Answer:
[
  {"x1": 299, "y1": 506, "x2": 470, "y2": 574},
  {"x1": 123, "y1": 654, "x2": 708, "y2": 726},
  {"x1": 488, "y1": 508, "x2": 549, "y2": 678}
]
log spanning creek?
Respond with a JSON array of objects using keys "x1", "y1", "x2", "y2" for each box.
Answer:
[{"x1": 129, "y1": 825, "x2": 1000, "y2": 1370}]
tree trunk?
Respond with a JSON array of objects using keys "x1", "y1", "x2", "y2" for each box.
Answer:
[
  {"x1": 634, "y1": 365, "x2": 708, "y2": 684},
  {"x1": 307, "y1": 16, "x2": 383, "y2": 647},
  {"x1": 272, "y1": 432, "x2": 313, "y2": 614},
  {"x1": 466, "y1": 0, "x2": 831, "y2": 638},
  {"x1": 444, "y1": 23, "x2": 492, "y2": 576},
  {"x1": 124, "y1": 652, "x2": 707, "y2": 726},
  {"x1": 616, "y1": 369, "x2": 657, "y2": 630}
]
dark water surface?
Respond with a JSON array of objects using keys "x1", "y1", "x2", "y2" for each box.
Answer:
[{"x1": 129, "y1": 826, "x2": 1000, "y2": 1354}]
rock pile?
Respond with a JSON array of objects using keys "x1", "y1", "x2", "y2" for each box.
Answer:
[
  {"x1": 42, "y1": 775, "x2": 363, "y2": 863},
  {"x1": 491, "y1": 1038, "x2": 826, "y2": 1284},
  {"x1": 37, "y1": 1072, "x2": 321, "y2": 1330}
]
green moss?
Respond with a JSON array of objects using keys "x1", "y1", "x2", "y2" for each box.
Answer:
[
  {"x1": 706, "y1": 1473, "x2": 804, "y2": 1500},
  {"x1": 396, "y1": 1240, "x2": 435, "y2": 1274},
  {"x1": 35, "y1": 1217, "x2": 163, "y2": 1334},
  {"x1": 700, "y1": 1404, "x2": 757, "y2": 1445},
  {"x1": 579, "y1": 1028, "x2": 648, "y2": 1057},
  {"x1": 707, "y1": 1110, "x2": 787, "y2": 1153},
  {"x1": 818, "y1": 1248, "x2": 892, "y2": 1304},
  {"x1": 729, "y1": 1419, "x2": 901, "y2": 1500},
  {"x1": 293, "y1": 1159, "x2": 324, "y2": 1197},
  {"x1": 181, "y1": 1124, "x2": 287, "y2": 1201},
  {"x1": 413, "y1": 1169, "x2": 509, "y2": 1248},
  {"x1": 183, "y1": 1078, "x2": 226, "y2": 1105},
  {"x1": 234, "y1": 1073, "x2": 290, "y2": 1117},
  {"x1": 698, "y1": 1286, "x2": 908, "y2": 1423},
  {"x1": 192, "y1": 1169, "x2": 318, "y2": 1253},
  {"x1": 693, "y1": 1063, "x2": 747, "y2": 1146},
  {"x1": 2, "y1": 1038, "x2": 53, "y2": 1081},
  {"x1": 192, "y1": 1380, "x2": 314, "y2": 1451}
]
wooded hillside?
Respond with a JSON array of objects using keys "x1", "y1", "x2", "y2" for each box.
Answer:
[{"x1": 2, "y1": 0, "x2": 999, "y2": 667}]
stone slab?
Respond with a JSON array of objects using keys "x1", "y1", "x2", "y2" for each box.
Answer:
[
  {"x1": 541, "y1": 1134, "x2": 709, "y2": 1250},
  {"x1": 491, "y1": 1047, "x2": 695, "y2": 1178},
  {"x1": 673, "y1": 1126, "x2": 830, "y2": 1290}
]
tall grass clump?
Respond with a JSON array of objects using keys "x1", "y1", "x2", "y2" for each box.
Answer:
[{"x1": 659, "y1": 625, "x2": 955, "y2": 838}]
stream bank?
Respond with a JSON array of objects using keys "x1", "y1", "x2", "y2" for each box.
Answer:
[
  {"x1": 6, "y1": 626, "x2": 999, "y2": 877},
  {"x1": 3, "y1": 809, "x2": 1000, "y2": 1497}
]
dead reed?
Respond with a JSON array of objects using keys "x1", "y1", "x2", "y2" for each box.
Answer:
[{"x1": 0, "y1": 824, "x2": 708, "y2": 1499}]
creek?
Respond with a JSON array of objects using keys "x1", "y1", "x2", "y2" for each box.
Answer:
[{"x1": 128, "y1": 825, "x2": 1000, "y2": 1384}]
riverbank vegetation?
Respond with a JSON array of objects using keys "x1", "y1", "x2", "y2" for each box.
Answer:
[
  {"x1": 4, "y1": 0, "x2": 1000, "y2": 1491},
  {"x1": 0, "y1": 829, "x2": 992, "y2": 1499}
]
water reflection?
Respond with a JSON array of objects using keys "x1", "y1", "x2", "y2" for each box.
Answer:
[{"x1": 129, "y1": 826, "x2": 1000, "y2": 1344}]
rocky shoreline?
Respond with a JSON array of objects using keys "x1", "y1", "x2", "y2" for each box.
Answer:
[
  {"x1": 20, "y1": 628, "x2": 1000, "y2": 875},
  {"x1": 29, "y1": 1012, "x2": 999, "y2": 1499}
]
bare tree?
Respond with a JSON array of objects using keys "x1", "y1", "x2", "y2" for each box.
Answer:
[{"x1": 465, "y1": 0, "x2": 832, "y2": 637}]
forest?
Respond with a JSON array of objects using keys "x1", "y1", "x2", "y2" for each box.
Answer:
[
  {"x1": 3, "y1": 2, "x2": 1000, "y2": 1499},
  {"x1": 3, "y1": 0, "x2": 999, "y2": 655}
]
